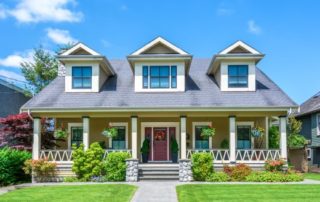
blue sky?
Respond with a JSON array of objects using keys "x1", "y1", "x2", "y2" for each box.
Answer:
[{"x1": 0, "y1": 0, "x2": 319, "y2": 104}]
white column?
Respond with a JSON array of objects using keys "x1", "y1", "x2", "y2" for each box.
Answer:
[
  {"x1": 265, "y1": 116, "x2": 269, "y2": 149},
  {"x1": 180, "y1": 116, "x2": 187, "y2": 159},
  {"x1": 82, "y1": 116, "x2": 90, "y2": 150},
  {"x1": 131, "y1": 116, "x2": 138, "y2": 159},
  {"x1": 32, "y1": 117, "x2": 41, "y2": 160},
  {"x1": 229, "y1": 116, "x2": 236, "y2": 163},
  {"x1": 279, "y1": 116, "x2": 287, "y2": 160}
]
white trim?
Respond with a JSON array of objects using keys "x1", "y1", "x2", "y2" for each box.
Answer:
[
  {"x1": 236, "y1": 121, "x2": 254, "y2": 149},
  {"x1": 265, "y1": 117, "x2": 269, "y2": 149},
  {"x1": 317, "y1": 113, "x2": 320, "y2": 136},
  {"x1": 61, "y1": 43, "x2": 100, "y2": 56},
  {"x1": 131, "y1": 37, "x2": 188, "y2": 55},
  {"x1": 67, "y1": 123, "x2": 83, "y2": 150},
  {"x1": 109, "y1": 122, "x2": 129, "y2": 149},
  {"x1": 192, "y1": 122, "x2": 212, "y2": 149},
  {"x1": 219, "y1": 41, "x2": 261, "y2": 55},
  {"x1": 141, "y1": 122, "x2": 180, "y2": 161},
  {"x1": 307, "y1": 148, "x2": 312, "y2": 160}
]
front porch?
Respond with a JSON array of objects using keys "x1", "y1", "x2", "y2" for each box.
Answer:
[{"x1": 32, "y1": 111, "x2": 288, "y2": 179}]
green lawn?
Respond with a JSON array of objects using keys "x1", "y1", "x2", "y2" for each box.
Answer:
[
  {"x1": 304, "y1": 173, "x2": 320, "y2": 180},
  {"x1": 176, "y1": 184, "x2": 320, "y2": 202},
  {"x1": 0, "y1": 184, "x2": 137, "y2": 202}
]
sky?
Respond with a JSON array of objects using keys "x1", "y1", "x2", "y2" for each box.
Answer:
[{"x1": 0, "y1": 0, "x2": 319, "y2": 104}]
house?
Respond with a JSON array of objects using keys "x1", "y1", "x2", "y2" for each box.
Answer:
[
  {"x1": 21, "y1": 37, "x2": 297, "y2": 181},
  {"x1": 296, "y1": 91, "x2": 320, "y2": 166},
  {"x1": 0, "y1": 78, "x2": 30, "y2": 118}
]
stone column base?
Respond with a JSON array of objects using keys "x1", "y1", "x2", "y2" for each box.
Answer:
[
  {"x1": 179, "y1": 159, "x2": 192, "y2": 182},
  {"x1": 126, "y1": 158, "x2": 139, "y2": 182}
]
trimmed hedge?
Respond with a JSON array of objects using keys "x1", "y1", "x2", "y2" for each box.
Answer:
[
  {"x1": 206, "y1": 172, "x2": 230, "y2": 182},
  {"x1": 0, "y1": 148, "x2": 31, "y2": 186},
  {"x1": 191, "y1": 153, "x2": 213, "y2": 181},
  {"x1": 245, "y1": 171, "x2": 304, "y2": 182},
  {"x1": 104, "y1": 152, "x2": 131, "y2": 181}
]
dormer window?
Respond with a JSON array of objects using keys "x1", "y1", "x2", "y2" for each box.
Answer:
[
  {"x1": 142, "y1": 65, "x2": 177, "y2": 89},
  {"x1": 228, "y1": 65, "x2": 248, "y2": 88},
  {"x1": 72, "y1": 66, "x2": 92, "y2": 89}
]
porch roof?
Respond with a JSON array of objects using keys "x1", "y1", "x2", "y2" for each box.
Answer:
[{"x1": 21, "y1": 58, "x2": 297, "y2": 111}]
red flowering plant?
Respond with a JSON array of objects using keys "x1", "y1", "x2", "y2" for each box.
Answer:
[{"x1": 265, "y1": 159, "x2": 285, "y2": 172}]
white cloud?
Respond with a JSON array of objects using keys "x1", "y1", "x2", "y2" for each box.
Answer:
[
  {"x1": 0, "y1": 69, "x2": 26, "y2": 82},
  {"x1": 5, "y1": 0, "x2": 82, "y2": 23},
  {"x1": 0, "y1": 50, "x2": 34, "y2": 68},
  {"x1": 248, "y1": 20, "x2": 262, "y2": 35},
  {"x1": 216, "y1": 8, "x2": 233, "y2": 16},
  {"x1": 46, "y1": 28, "x2": 76, "y2": 44}
]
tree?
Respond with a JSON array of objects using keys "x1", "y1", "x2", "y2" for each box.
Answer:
[
  {"x1": 287, "y1": 116, "x2": 306, "y2": 149},
  {"x1": 21, "y1": 47, "x2": 59, "y2": 94}
]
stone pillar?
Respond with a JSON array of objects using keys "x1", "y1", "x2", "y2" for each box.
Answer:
[
  {"x1": 82, "y1": 116, "x2": 90, "y2": 150},
  {"x1": 180, "y1": 116, "x2": 187, "y2": 159},
  {"x1": 179, "y1": 159, "x2": 192, "y2": 182},
  {"x1": 280, "y1": 116, "x2": 288, "y2": 160},
  {"x1": 126, "y1": 159, "x2": 139, "y2": 182},
  {"x1": 229, "y1": 116, "x2": 236, "y2": 164},
  {"x1": 32, "y1": 117, "x2": 41, "y2": 160},
  {"x1": 131, "y1": 116, "x2": 138, "y2": 159}
]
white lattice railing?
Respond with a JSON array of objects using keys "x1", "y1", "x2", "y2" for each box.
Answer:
[
  {"x1": 236, "y1": 149, "x2": 281, "y2": 163},
  {"x1": 40, "y1": 149, "x2": 132, "y2": 162},
  {"x1": 40, "y1": 150, "x2": 73, "y2": 162},
  {"x1": 187, "y1": 149, "x2": 230, "y2": 163}
]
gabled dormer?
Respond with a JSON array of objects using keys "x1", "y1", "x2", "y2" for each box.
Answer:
[
  {"x1": 127, "y1": 37, "x2": 192, "y2": 92},
  {"x1": 58, "y1": 43, "x2": 115, "y2": 92},
  {"x1": 207, "y1": 41, "x2": 264, "y2": 91}
]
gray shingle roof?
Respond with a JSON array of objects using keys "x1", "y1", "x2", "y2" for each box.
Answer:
[
  {"x1": 296, "y1": 91, "x2": 320, "y2": 116},
  {"x1": 22, "y1": 58, "x2": 297, "y2": 110}
]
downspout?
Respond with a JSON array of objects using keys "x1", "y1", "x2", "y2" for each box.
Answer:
[{"x1": 27, "y1": 109, "x2": 34, "y2": 121}]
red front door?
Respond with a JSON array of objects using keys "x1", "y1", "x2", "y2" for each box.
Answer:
[{"x1": 153, "y1": 127, "x2": 168, "y2": 161}]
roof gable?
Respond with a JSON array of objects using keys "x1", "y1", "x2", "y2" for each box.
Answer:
[
  {"x1": 131, "y1": 37, "x2": 189, "y2": 55},
  {"x1": 60, "y1": 43, "x2": 100, "y2": 56},
  {"x1": 219, "y1": 40, "x2": 261, "y2": 55}
]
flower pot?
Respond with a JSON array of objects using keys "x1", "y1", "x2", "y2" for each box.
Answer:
[
  {"x1": 142, "y1": 153, "x2": 149, "y2": 163},
  {"x1": 171, "y1": 153, "x2": 178, "y2": 163}
]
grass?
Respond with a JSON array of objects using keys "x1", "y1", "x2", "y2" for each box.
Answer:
[
  {"x1": 304, "y1": 173, "x2": 320, "y2": 180},
  {"x1": 176, "y1": 184, "x2": 320, "y2": 202},
  {"x1": 0, "y1": 184, "x2": 137, "y2": 202}
]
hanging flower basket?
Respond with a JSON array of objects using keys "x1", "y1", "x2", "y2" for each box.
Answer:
[
  {"x1": 54, "y1": 129, "x2": 68, "y2": 139},
  {"x1": 101, "y1": 127, "x2": 118, "y2": 138},
  {"x1": 201, "y1": 126, "x2": 216, "y2": 139},
  {"x1": 251, "y1": 127, "x2": 264, "y2": 138}
]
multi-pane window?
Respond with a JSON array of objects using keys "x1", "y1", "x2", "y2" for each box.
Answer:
[
  {"x1": 71, "y1": 127, "x2": 83, "y2": 148},
  {"x1": 237, "y1": 125, "x2": 251, "y2": 149},
  {"x1": 112, "y1": 126, "x2": 126, "y2": 149},
  {"x1": 317, "y1": 114, "x2": 320, "y2": 136},
  {"x1": 195, "y1": 126, "x2": 209, "y2": 149},
  {"x1": 72, "y1": 66, "x2": 92, "y2": 89},
  {"x1": 142, "y1": 65, "x2": 177, "y2": 89},
  {"x1": 228, "y1": 65, "x2": 248, "y2": 88}
]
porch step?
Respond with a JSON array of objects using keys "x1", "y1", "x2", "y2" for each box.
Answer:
[{"x1": 138, "y1": 163, "x2": 179, "y2": 181}]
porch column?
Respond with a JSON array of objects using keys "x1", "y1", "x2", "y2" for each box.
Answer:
[
  {"x1": 131, "y1": 116, "x2": 138, "y2": 159},
  {"x1": 32, "y1": 117, "x2": 41, "y2": 160},
  {"x1": 229, "y1": 116, "x2": 236, "y2": 164},
  {"x1": 279, "y1": 116, "x2": 287, "y2": 160},
  {"x1": 180, "y1": 116, "x2": 187, "y2": 159},
  {"x1": 82, "y1": 116, "x2": 90, "y2": 151},
  {"x1": 265, "y1": 116, "x2": 269, "y2": 149}
]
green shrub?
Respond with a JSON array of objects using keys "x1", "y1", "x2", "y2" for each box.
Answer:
[
  {"x1": 288, "y1": 134, "x2": 306, "y2": 149},
  {"x1": 0, "y1": 148, "x2": 31, "y2": 186},
  {"x1": 23, "y1": 159, "x2": 56, "y2": 181},
  {"x1": 269, "y1": 126, "x2": 279, "y2": 149},
  {"x1": 63, "y1": 176, "x2": 86, "y2": 182},
  {"x1": 191, "y1": 152, "x2": 213, "y2": 181},
  {"x1": 265, "y1": 160, "x2": 285, "y2": 172},
  {"x1": 206, "y1": 172, "x2": 230, "y2": 182},
  {"x1": 224, "y1": 164, "x2": 252, "y2": 181},
  {"x1": 104, "y1": 152, "x2": 131, "y2": 181},
  {"x1": 245, "y1": 171, "x2": 304, "y2": 182},
  {"x1": 72, "y1": 142, "x2": 105, "y2": 181},
  {"x1": 220, "y1": 139, "x2": 229, "y2": 149}
]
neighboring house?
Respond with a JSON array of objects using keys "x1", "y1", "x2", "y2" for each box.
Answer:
[
  {"x1": 0, "y1": 78, "x2": 30, "y2": 118},
  {"x1": 296, "y1": 92, "x2": 320, "y2": 166},
  {"x1": 21, "y1": 37, "x2": 297, "y2": 181}
]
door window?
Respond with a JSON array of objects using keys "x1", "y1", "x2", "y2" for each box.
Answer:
[{"x1": 71, "y1": 127, "x2": 83, "y2": 148}]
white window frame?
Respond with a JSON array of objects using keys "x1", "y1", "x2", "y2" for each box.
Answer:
[
  {"x1": 68, "y1": 123, "x2": 83, "y2": 150},
  {"x1": 317, "y1": 114, "x2": 320, "y2": 136},
  {"x1": 192, "y1": 122, "x2": 213, "y2": 149},
  {"x1": 236, "y1": 122, "x2": 254, "y2": 149},
  {"x1": 108, "y1": 122, "x2": 128, "y2": 149},
  {"x1": 306, "y1": 148, "x2": 312, "y2": 160}
]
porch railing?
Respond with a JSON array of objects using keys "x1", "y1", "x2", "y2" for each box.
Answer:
[
  {"x1": 40, "y1": 149, "x2": 132, "y2": 162},
  {"x1": 236, "y1": 149, "x2": 281, "y2": 163},
  {"x1": 187, "y1": 149, "x2": 230, "y2": 163}
]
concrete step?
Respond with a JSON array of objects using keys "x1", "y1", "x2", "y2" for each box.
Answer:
[
  {"x1": 139, "y1": 175, "x2": 179, "y2": 180},
  {"x1": 139, "y1": 171, "x2": 179, "y2": 175},
  {"x1": 138, "y1": 163, "x2": 179, "y2": 181}
]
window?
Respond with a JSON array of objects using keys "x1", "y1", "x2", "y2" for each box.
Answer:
[
  {"x1": 237, "y1": 125, "x2": 251, "y2": 149},
  {"x1": 112, "y1": 126, "x2": 126, "y2": 149},
  {"x1": 72, "y1": 66, "x2": 92, "y2": 89},
  {"x1": 317, "y1": 114, "x2": 320, "y2": 136},
  {"x1": 306, "y1": 148, "x2": 312, "y2": 160},
  {"x1": 195, "y1": 126, "x2": 209, "y2": 149},
  {"x1": 228, "y1": 65, "x2": 248, "y2": 88},
  {"x1": 71, "y1": 127, "x2": 83, "y2": 147},
  {"x1": 142, "y1": 65, "x2": 177, "y2": 89}
]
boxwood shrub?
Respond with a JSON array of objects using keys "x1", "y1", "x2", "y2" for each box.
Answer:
[
  {"x1": 245, "y1": 171, "x2": 304, "y2": 182},
  {"x1": 206, "y1": 172, "x2": 230, "y2": 182},
  {"x1": 104, "y1": 152, "x2": 131, "y2": 181},
  {"x1": 191, "y1": 152, "x2": 213, "y2": 181}
]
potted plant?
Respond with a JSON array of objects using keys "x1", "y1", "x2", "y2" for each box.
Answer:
[
  {"x1": 140, "y1": 138, "x2": 150, "y2": 163},
  {"x1": 101, "y1": 126, "x2": 118, "y2": 138},
  {"x1": 251, "y1": 126, "x2": 264, "y2": 138},
  {"x1": 201, "y1": 126, "x2": 216, "y2": 139},
  {"x1": 54, "y1": 123, "x2": 67, "y2": 139},
  {"x1": 170, "y1": 137, "x2": 179, "y2": 163}
]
